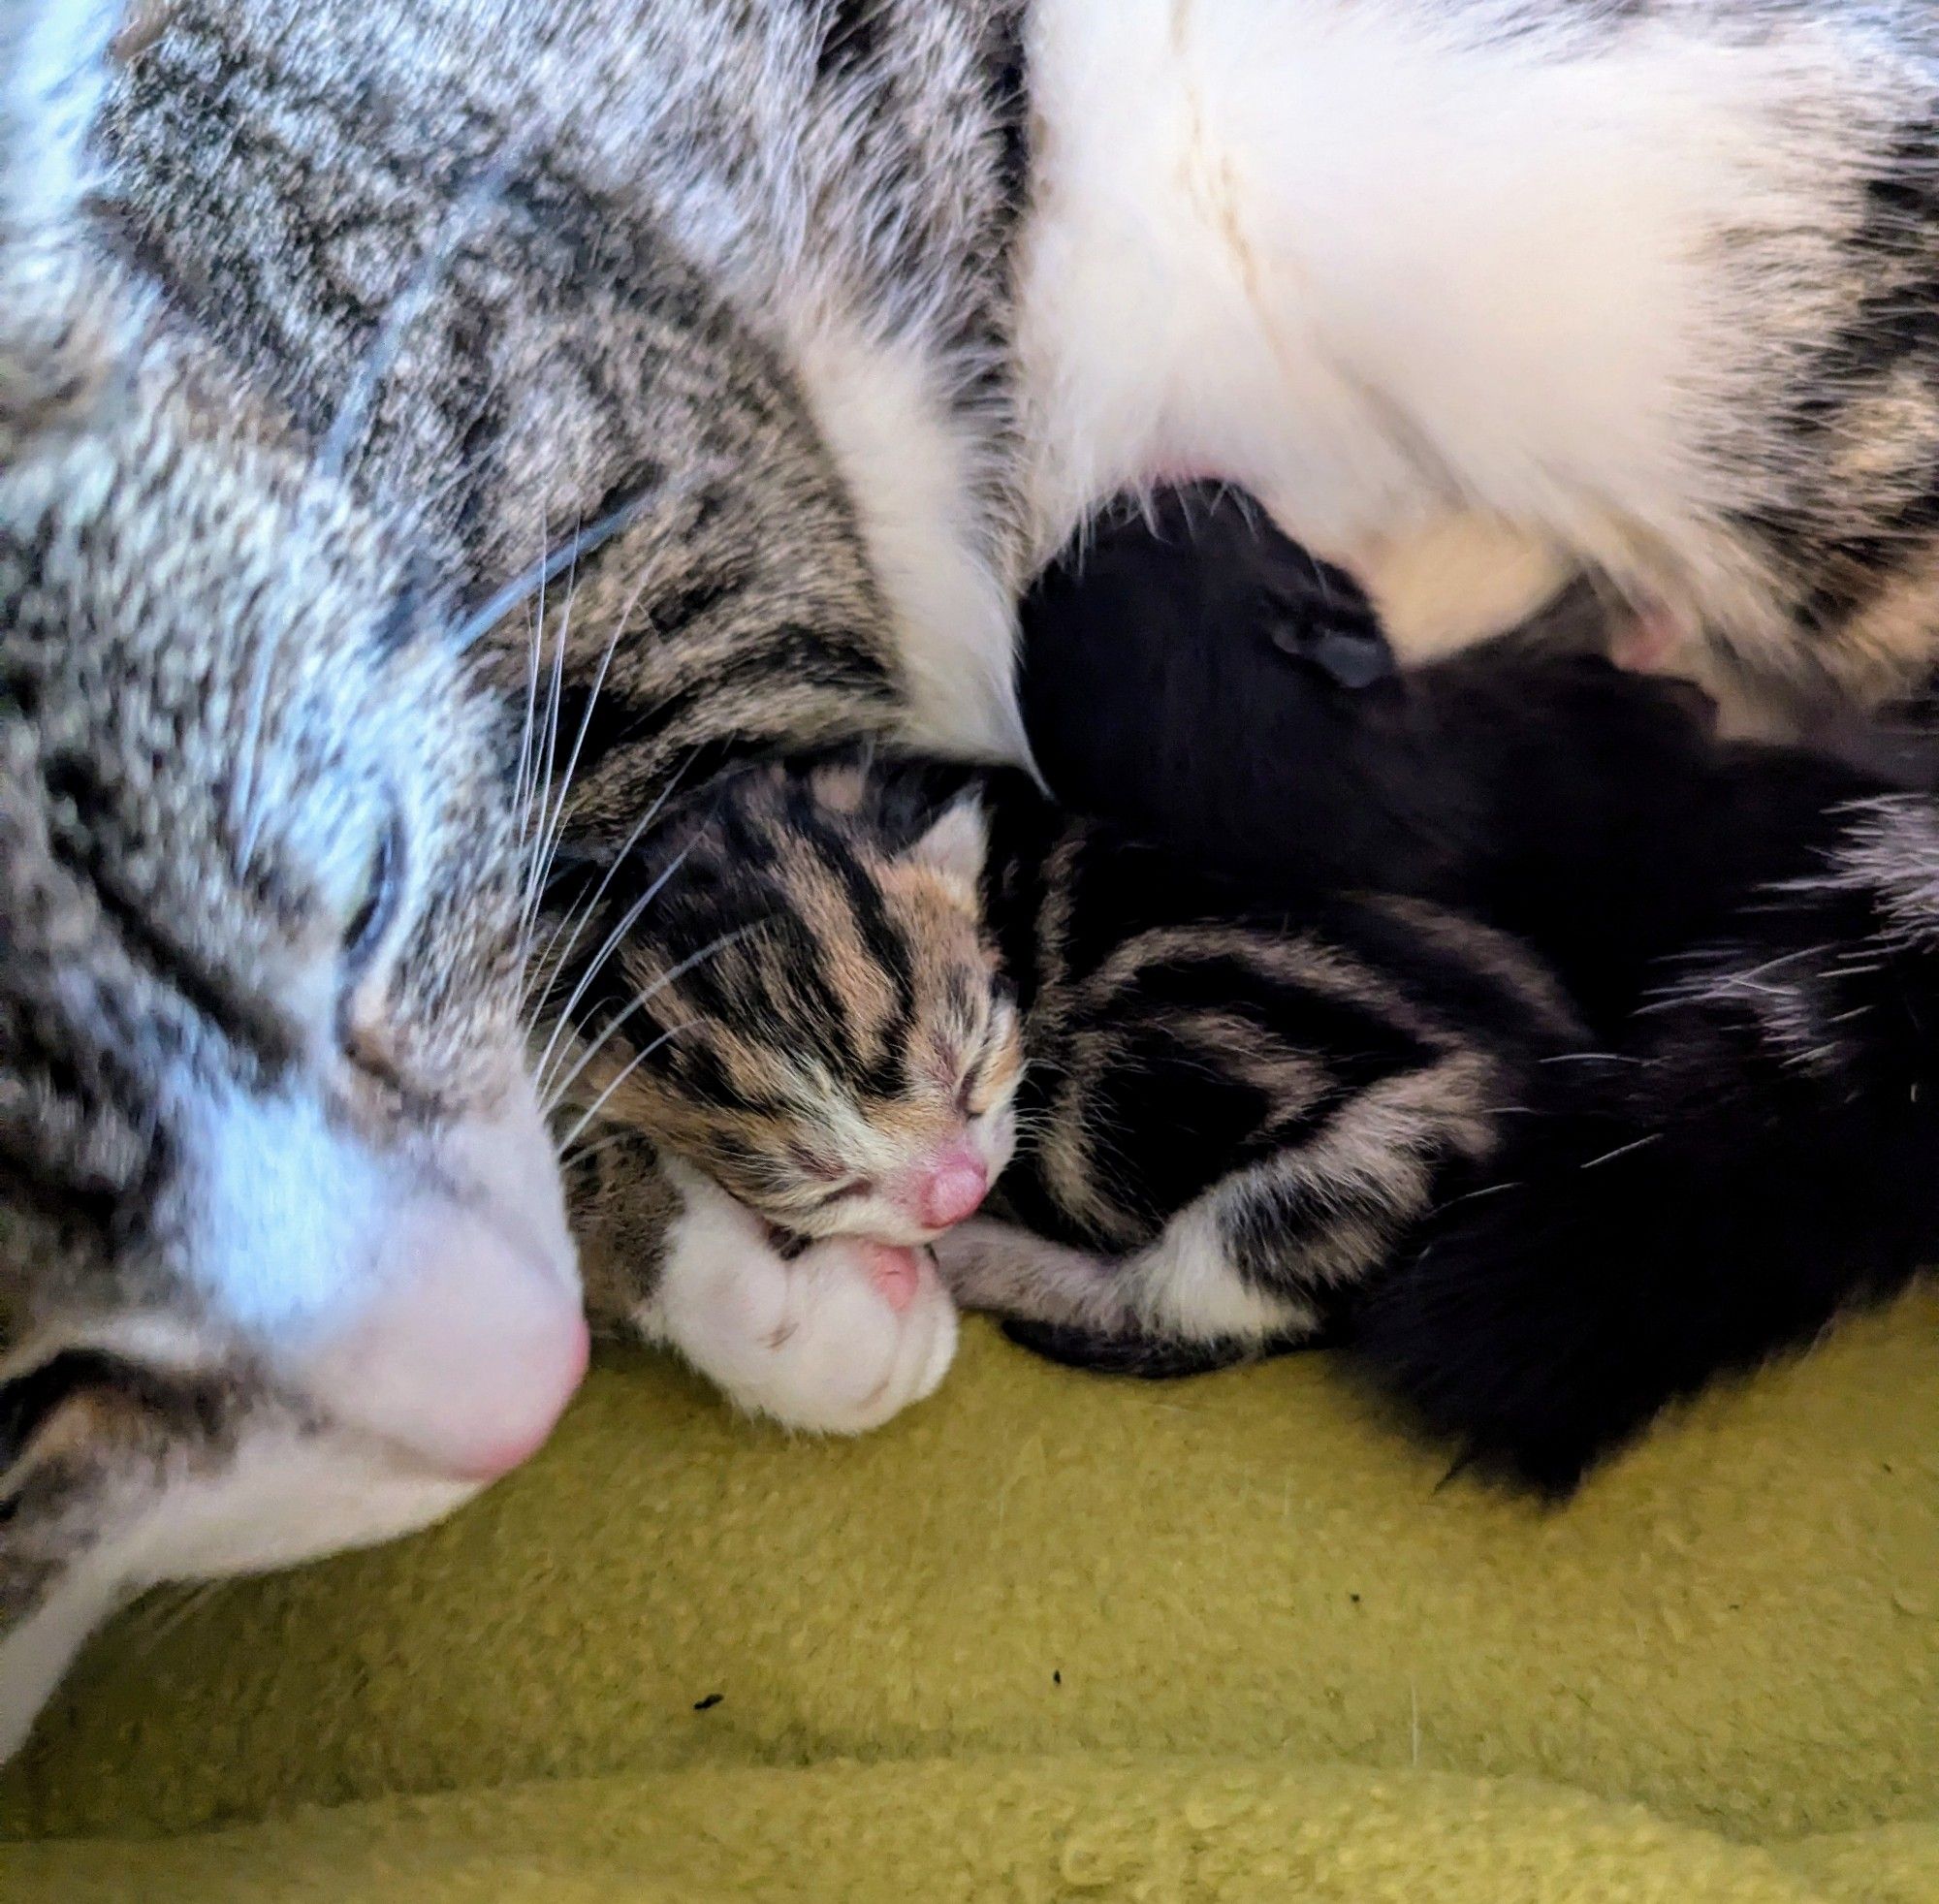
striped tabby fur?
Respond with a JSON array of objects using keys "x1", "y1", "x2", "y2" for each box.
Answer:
[
  {"x1": 557, "y1": 659, "x2": 1939, "y2": 1491},
  {"x1": 16, "y1": 0, "x2": 1939, "y2": 1747}
]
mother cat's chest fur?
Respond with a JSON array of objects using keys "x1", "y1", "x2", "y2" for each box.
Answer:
[{"x1": 103, "y1": 0, "x2": 1939, "y2": 791}]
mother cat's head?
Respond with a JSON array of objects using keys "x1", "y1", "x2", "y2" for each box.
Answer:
[{"x1": 0, "y1": 0, "x2": 583, "y2": 1750}]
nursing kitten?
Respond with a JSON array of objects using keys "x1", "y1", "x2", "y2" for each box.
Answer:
[
  {"x1": 549, "y1": 762, "x2": 1019, "y2": 1427},
  {"x1": 558, "y1": 673, "x2": 1939, "y2": 1492},
  {"x1": 14, "y1": 0, "x2": 1939, "y2": 1751}
]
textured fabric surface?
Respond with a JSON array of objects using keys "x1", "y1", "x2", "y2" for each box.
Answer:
[{"x1": 3, "y1": 1292, "x2": 1937, "y2": 1899}]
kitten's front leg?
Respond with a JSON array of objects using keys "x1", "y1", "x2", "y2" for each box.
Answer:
[
  {"x1": 934, "y1": 1209, "x2": 1319, "y2": 1376},
  {"x1": 583, "y1": 1144, "x2": 958, "y2": 1434}
]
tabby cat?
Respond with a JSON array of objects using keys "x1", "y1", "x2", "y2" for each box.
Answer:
[
  {"x1": 10, "y1": 0, "x2": 1939, "y2": 1748},
  {"x1": 559, "y1": 658, "x2": 1939, "y2": 1495}
]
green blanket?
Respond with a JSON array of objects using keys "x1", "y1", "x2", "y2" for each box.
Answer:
[{"x1": 4, "y1": 1293, "x2": 1938, "y2": 1901}]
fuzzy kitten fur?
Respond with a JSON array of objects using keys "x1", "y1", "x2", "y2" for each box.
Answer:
[
  {"x1": 566, "y1": 656, "x2": 1939, "y2": 1493},
  {"x1": 12, "y1": 0, "x2": 1939, "y2": 1751}
]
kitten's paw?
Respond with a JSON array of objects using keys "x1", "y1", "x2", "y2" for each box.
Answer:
[{"x1": 644, "y1": 1169, "x2": 958, "y2": 1433}]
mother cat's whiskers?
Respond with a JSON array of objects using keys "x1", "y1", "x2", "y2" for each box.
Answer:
[
  {"x1": 539, "y1": 924, "x2": 762, "y2": 1127},
  {"x1": 528, "y1": 841, "x2": 696, "y2": 1094},
  {"x1": 550, "y1": 1019, "x2": 697, "y2": 1161},
  {"x1": 524, "y1": 748, "x2": 701, "y2": 1015},
  {"x1": 519, "y1": 517, "x2": 572, "y2": 921},
  {"x1": 520, "y1": 562, "x2": 663, "y2": 950},
  {"x1": 511, "y1": 590, "x2": 548, "y2": 861}
]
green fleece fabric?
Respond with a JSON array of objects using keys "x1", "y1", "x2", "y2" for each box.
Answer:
[{"x1": 3, "y1": 1290, "x2": 1937, "y2": 1901}]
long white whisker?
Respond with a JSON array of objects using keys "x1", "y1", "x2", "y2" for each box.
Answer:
[
  {"x1": 523, "y1": 747, "x2": 701, "y2": 1014},
  {"x1": 530, "y1": 842, "x2": 699, "y2": 1098},
  {"x1": 556, "y1": 1127, "x2": 656, "y2": 1174},
  {"x1": 510, "y1": 596, "x2": 545, "y2": 847},
  {"x1": 519, "y1": 530, "x2": 570, "y2": 916},
  {"x1": 552, "y1": 1021, "x2": 696, "y2": 1161},
  {"x1": 522, "y1": 555, "x2": 665, "y2": 939},
  {"x1": 540, "y1": 924, "x2": 759, "y2": 1120},
  {"x1": 450, "y1": 483, "x2": 668, "y2": 656},
  {"x1": 520, "y1": 545, "x2": 581, "y2": 929}
]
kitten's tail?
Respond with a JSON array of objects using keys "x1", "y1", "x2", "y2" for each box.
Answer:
[{"x1": 1355, "y1": 792, "x2": 1939, "y2": 1494}]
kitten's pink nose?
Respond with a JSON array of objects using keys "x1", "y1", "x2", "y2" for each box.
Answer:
[
  {"x1": 297, "y1": 1202, "x2": 588, "y2": 1483},
  {"x1": 915, "y1": 1149, "x2": 988, "y2": 1230}
]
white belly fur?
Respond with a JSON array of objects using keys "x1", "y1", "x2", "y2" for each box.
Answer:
[
  {"x1": 1012, "y1": 0, "x2": 1859, "y2": 660},
  {"x1": 789, "y1": 0, "x2": 1871, "y2": 749}
]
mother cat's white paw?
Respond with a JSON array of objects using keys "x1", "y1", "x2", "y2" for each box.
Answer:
[{"x1": 640, "y1": 1165, "x2": 958, "y2": 1434}]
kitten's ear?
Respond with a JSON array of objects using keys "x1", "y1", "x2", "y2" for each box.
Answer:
[
  {"x1": 903, "y1": 796, "x2": 989, "y2": 889},
  {"x1": 0, "y1": 0, "x2": 125, "y2": 454}
]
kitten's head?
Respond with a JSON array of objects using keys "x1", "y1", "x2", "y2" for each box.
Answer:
[
  {"x1": 0, "y1": 0, "x2": 581, "y2": 1752},
  {"x1": 556, "y1": 758, "x2": 1022, "y2": 1248}
]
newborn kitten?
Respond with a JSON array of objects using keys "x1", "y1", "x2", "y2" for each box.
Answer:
[
  {"x1": 541, "y1": 762, "x2": 1023, "y2": 1433},
  {"x1": 556, "y1": 667, "x2": 1939, "y2": 1492},
  {"x1": 552, "y1": 761, "x2": 1022, "y2": 1250}
]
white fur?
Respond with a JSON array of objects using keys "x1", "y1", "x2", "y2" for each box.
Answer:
[
  {"x1": 188, "y1": 1082, "x2": 396, "y2": 1337},
  {"x1": 0, "y1": 0, "x2": 118, "y2": 237},
  {"x1": 934, "y1": 1207, "x2": 1315, "y2": 1346},
  {"x1": 0, "y1": 1550, "x2": 123, "y2": 1763},
  {"x1": 789, "y1": 313, "x2": 1026, "y2": 759},
  {"x1": 1125, "y1": 1200, "x2": 1314, "y2": 1343},
  {"x1": 0, "y1": 1426, "x2": 473, "y2": 1761},
  {"x1": 0, "y1": 1063, "x2": 577, "y2": 1756},
  {"x1": 1013, "y1": 0, "x2": 1868, "y2": 657},
  {"x1": 190, "y1": 1061, "x2": 573, "y2": 1349},
  {"x1": 638, "y1": 1161, "x2": 958, "y2": 1434}
]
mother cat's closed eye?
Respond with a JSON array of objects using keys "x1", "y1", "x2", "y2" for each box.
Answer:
[{"x1": 10, "y1": 0, "x2": 1939, "y2": 1755}]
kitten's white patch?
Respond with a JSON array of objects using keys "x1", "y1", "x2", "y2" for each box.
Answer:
[
  {"x1": 1126, "y1": 1201, "x2": 1312, "y2": 1343},
  {"x1": 787, "y1": 312, "x2": 1025, "y2": 761},
  {"x1": 935, "y1": 1208, "x2": 1312, "y2": 1347},
  {"x1": 639, "y1": 1162, "x2": 957, "y2": 1434}
]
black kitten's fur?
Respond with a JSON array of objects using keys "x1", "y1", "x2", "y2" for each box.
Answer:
[{"x1": 1011, "y1": 488, "x2": 1939, "y2": 1492}]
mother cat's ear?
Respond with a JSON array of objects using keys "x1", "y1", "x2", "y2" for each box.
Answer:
[{"x1": 0, "y1": 0, "x2": 124, "y2": 452}]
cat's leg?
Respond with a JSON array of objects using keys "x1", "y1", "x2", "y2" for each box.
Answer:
[
  {"x1": 935, "y1": 1196, "x2": 1323, "y2": 1375},
  {"x1": 580, "y1": 1142, "x2": 958, "y2": 1434},
  {"x1": 1018, "y1": 0, "x2": 1939, "y2": 711}
]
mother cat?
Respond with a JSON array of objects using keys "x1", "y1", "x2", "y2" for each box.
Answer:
[{"x1": 4, "y1": 0, "x2": 1939, "y2": 1748}]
